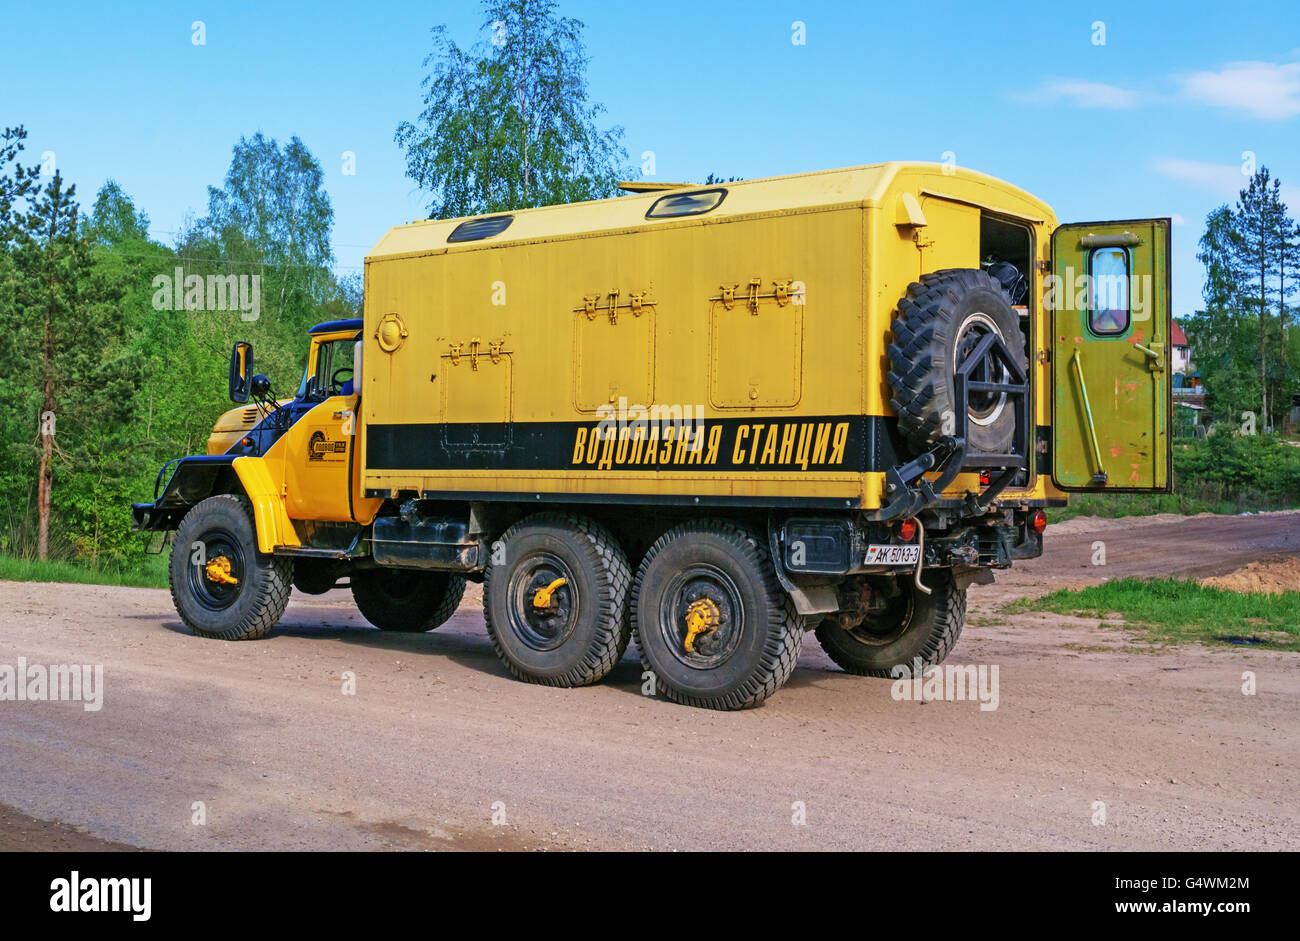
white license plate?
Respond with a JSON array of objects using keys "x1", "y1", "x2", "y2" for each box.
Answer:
[{"x1": 864, "y1": 544, "x2": 920, "y2": 566}]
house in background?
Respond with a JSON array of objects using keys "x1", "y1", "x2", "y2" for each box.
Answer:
[
  {"x1": 1171, "y1": 321, "x2": 1191, "y2": 375},
  {"x1": 1171, "y1": 321, "x2": 1203, "y2": 398},
  {"x1": 1170, "y1": 320, "x2": 1207, "y2": 435}
]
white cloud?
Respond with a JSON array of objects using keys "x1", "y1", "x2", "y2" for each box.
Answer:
[
  {"x1": 1170, "y1": 213, "x2": 1185, "y2": 225},
  {"x1": 1019, "y1": 79, "x2": 1139, "y2": 109},
  {"x1": 1180, "y1": 61, "x2": 1300, "y2": 120},
  {"x1": 1154, "y1": 157, "x2": 1300, "y2": 210},
  {"x1": 1153, "y1": 157, "x2": 1244, "y2": 197}
]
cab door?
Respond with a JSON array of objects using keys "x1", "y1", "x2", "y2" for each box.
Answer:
[
  {"x1": 1050, "y1": 218, "x2": 1172, "y2": 491},
  {"x1": 284, "y1": 396, "x2": 357, "y2": 521},
  {"x1": 280, "y1": 333, "x2": 375, "y2": 523}
]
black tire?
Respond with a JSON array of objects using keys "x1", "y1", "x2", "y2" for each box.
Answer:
[
  {"x1": 887, "y1": 268, "x2": 1026, "y2": 455},
  {"x1": 351, "y1": 568, "x2": 466, "y2": 632},
  {"x1": 293, "y1": 558, "x2": 344, "y2": 595},
  {"x1": 631, "y1": 519, "x2": 805, "y2": 710},
  {"x1": 484, "y1": 513, "x2": 630, "y2": 687},
  {"x1": 169, "y1": 494, "x2": 292, "y2": 641},
  {"x1": 814, "y1": 569, "x2": 965, "y2": 677}
]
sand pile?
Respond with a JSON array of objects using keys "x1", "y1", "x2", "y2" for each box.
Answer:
[{"x1": 1200, "y1": 555, "x2": 1300, "y2": 595}]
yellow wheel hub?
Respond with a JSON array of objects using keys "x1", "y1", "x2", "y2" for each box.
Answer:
[
  {"x1": 531, "y1": 577, "x2": 567, "y2": 609},
  {"x1": 684, "y1": 598, "x2": 721, "y2": 653},
  {"x1": 205, "y1": 555, "x2": 239, "y2": 586}
]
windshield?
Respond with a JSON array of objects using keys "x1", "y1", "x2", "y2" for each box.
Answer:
[{"x1": 296, "y1": 335, "x2": 357, "y2": 400}]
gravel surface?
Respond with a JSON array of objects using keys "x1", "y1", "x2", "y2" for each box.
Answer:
[{"x1": 1, "y1": 511, "x2": 1296, "y2": 851}]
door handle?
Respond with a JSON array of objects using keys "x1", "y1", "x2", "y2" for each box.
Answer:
[
  {"x1": 1133, "y1": 343, "x2": 1164, "y2": 372},
  {"x1": 1070, "y1": 349, "x2": 1108, "y2": 486}
]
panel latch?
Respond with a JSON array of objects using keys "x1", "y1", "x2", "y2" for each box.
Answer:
[{"x1": 773, "y1": 280, "x2": 791, "y2": 307}]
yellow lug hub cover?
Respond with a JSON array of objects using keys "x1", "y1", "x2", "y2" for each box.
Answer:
[
  {"x1": 205, "y1": 555, "x2": 239, "y2": 586},
  {"x1": 684, "y1": 598, "x2": 721, "y2": 653},
  {"x1": 531, "y1": 577, "x2": 568, "y2": 609}
]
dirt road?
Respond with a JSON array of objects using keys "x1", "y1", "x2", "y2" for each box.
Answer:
[{"x1": 2, "y1": 511, "x2": 1297, "y2": 851}]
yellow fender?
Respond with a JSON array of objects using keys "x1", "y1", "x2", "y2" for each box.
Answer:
[{"x1": 231, "y1": 456, "x2": 300, "y2": 554}]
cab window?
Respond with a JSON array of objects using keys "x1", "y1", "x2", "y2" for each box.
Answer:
[
  {"x1": 1088, "y1": 247, "x2": 1130, "y2": 335},
  {"x1": 298, "y1": 335, "x2": 358, "y2": 400}
]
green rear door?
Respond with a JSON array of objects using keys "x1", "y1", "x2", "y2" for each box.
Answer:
[{"x1": 1050, "y1": 218, "x2": 1172, "y2": 491}]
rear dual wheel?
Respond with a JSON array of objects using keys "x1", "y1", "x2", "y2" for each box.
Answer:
[
  {"x1": 631, "y1": 520, "x2": 806, "y2": 710},
  {"x1": 485, "y1": 514, "x2": 806, "y2": 710},
  {"x1": 484, "y1": 513, "x2": 631, "y2": 687}
]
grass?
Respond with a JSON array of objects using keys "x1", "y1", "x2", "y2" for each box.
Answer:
[
  {"x1": 1045, "y1": 491, "x2": 1295, "y2": 523},
  {"x1": 0, "y1": 553, "x2": 169, "y2": 589},
  {"x1": 1007, "y1": 577, "x2": 1300, "y2": 651}
]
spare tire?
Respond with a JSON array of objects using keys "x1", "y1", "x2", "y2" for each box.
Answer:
[{"x1": 887, "y1": 268, "x2": 1027, "y2": 456}]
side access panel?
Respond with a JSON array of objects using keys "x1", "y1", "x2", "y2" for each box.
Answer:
[{"x1": 1050, "y1": 218, "x2": 1172, "y2": 492}]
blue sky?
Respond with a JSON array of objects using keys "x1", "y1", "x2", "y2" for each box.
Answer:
[{"x1": 4, "y1": 0, "x2": 1299, "y2": 316}]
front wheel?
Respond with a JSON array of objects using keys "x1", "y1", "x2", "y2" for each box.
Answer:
[
  {"x1": 814, "y1": 569, "x2": 965, "y2": 677},
  {"x1": 169, "y1": 494, "x2": 292, "y2": 641}
]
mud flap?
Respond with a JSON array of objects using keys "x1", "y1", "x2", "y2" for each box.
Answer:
[{"x1": 952, "y1": 566, "x2": 995, "y2": 590}]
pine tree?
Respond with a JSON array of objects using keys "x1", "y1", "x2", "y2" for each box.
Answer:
[
  {"x1": 1230, "y1": 169, "x2": 1286, "y2": 426},
  {"x1": 0, "y1": 126, "x2": 41, "y2": 241},
  {"x1": 1188, "y1": 206, "x2": 1254, "y2": 421},
  {"x1": 11, "y1": 173, "x2": 129, "y2": 559}
]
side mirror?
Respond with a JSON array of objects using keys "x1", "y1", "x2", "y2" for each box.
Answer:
[{"x1": 229, "y1": 341, "x2": 253, "y2": 403}]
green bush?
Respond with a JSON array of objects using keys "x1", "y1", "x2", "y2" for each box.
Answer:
[
  {"x1": 1047, "y1": 433, "x2": 1300, "y2": 521},
  {"x1": 1173, "y1": 433, "x2": 1300, "y2": 504}
]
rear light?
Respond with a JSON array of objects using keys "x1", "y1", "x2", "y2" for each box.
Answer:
[
  {"x1": 240, "y1": 437, "x2": 253, "y2": 448},
  {"x1": 898, "y1": 518, "x2": 918, "y2": 542},
  {"x1": 1031, "y1": 510, "x2": 1047, "y2": 534},
  {"x1": 979, "y1": 469, "x2": 991, "y2": 486}
]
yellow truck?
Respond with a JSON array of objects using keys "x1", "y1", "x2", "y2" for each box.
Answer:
[{"x1": 133, "y1": 161, "x2": 1171, "y2": 710}]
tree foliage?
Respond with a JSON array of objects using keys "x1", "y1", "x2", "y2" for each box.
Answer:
[
  {"x1": 1185, "y1": 167, "x2": 1300, "y2": 429},
  {"x1": 395, "y1": 0, "x2": 631, "y2": 218},
  {"x1": 0, "y1": 127, "x2": 345, "y2": 566},
  {"x1": 3, "y1": 173, "x2": 134, "y2": 559}
]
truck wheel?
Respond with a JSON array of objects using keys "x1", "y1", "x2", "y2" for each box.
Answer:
[
  {"x1": 351, "y1": 568, "x2": 466, "y2": 632},
  {"x1": 887, "y1": 268, "x2": 1026, "y2": 455},
  {"x1": 814, "y1": 569, "x2": 965, "y2": 677},
  {"x1": 631, "y1": 519, "x2": 805, "y2": 710},
  {"x1": 484, "y1": 513, "x2": 630, "y2": 687},
  {"x1": 169, "y1": 494, "x2": 292, "y2": 641}
]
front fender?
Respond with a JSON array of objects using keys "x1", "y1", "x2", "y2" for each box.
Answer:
[
  {"x1": 231, "y1": 456, "x2": 300, "y2": 554},
  {"x1": 131, "y1": 455, "x2": 239, "y2": 532},
  {"x1": 130, "y1": 454, "x2": 299, "y2": 554}
]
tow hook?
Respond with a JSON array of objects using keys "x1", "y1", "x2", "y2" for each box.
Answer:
[
  {"x1": 205, "y1": 556, "x2": 238, "y2": 586},
  {"x1": 684, "y1": 598, "x2": 721, "y2": 653}
]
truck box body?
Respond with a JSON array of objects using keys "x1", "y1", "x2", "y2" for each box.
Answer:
[{"x1": 360, "y1": 162, "x2": 1063, "y2": 511}]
